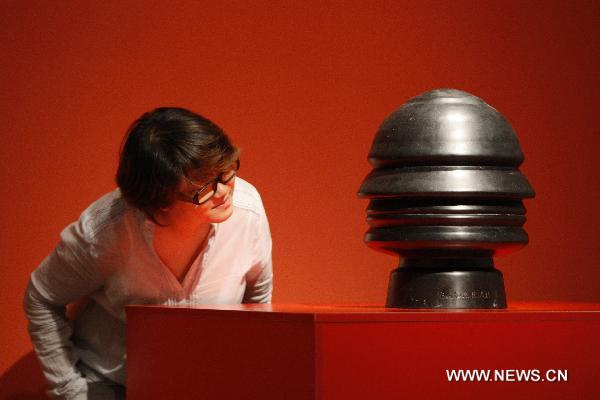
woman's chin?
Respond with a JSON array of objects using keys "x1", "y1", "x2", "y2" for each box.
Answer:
[{"x1": 209, "y1": 206, "x2": 234, "y2": 223}]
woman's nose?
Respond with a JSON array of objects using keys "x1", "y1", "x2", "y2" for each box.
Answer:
[{"x1": 213, "y1": 182, "x2": 229, "y2": 198}]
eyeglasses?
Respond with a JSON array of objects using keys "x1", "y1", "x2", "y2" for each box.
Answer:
[{"x1": 183, "y1": 159, "x2": 240, "y2": 206}]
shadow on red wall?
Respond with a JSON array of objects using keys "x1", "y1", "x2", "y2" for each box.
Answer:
[{"x1": 0, "y1": 352, "x2": 46, "y2": 400}]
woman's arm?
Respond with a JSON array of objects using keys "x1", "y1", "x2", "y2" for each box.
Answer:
[
  {"x1": 243, "y1": 210, "x2": 273, "y2": 304},
  {"x1": 24, "y1": 281, "x2": 88, "y2": 399},
  {"x1": 23, "y1": 219, "x2": 104, "y2": 400}
]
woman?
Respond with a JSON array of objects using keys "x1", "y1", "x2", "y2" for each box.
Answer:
[{"x1": 23, "y1": 108, "x2": 273, "y2": 399}]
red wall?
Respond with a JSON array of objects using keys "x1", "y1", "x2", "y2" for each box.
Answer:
[{"x1": 1, "y1": 0, "x2": 599, "y2": 395}]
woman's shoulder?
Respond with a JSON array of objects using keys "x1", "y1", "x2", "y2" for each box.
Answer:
[
  {"x1": 75, "y1": 189, "x2": 134, "y2": 241},
  {"x1": 232, "y1": 177, "x2": 266, "y2": 216}
]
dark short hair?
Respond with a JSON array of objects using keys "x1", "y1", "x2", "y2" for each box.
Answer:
[{"x1": 116, "y1": 107, "x2": 239, "y2": 216}]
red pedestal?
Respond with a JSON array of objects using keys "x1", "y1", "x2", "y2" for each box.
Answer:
[{"x1": 126, "y1": 303, "x2": 600, "y2": 400}]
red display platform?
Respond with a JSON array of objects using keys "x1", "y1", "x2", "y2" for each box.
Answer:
[{"x1": 126, "y1": 303, "x2": 600, "y2": 400}]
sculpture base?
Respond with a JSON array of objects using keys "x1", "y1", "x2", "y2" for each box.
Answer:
[{"x1": 386, "y1": 258, "x2": 507, "y2": 308}]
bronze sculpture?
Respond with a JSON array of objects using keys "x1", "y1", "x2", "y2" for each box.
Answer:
[{"x1": 358, "y1": 89, "x2": 535, "y2": 308}]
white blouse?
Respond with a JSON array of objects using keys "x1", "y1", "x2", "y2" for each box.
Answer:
[{"x1": 24, "y1": 178, "x2": 273, "y2": 399}]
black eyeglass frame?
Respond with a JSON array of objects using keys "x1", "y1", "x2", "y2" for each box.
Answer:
[{"x1": 183, "y1": 159, "x2": 240, "y2": 206}]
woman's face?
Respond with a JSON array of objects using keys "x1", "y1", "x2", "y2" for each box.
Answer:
[
  {"x1": 203, "y1": 179, "x2": 236, "y2": 223},
  {"x1": 185, "y1": 177, "x2": 235, "y2": 223},
  {"x1": 166, "y1": 173, "x2": 236, "y2": 226}
]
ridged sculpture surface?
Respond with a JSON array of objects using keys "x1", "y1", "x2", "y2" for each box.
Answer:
[{"x1": 358, "y1": 89, "x2": 535, "y2": 308}]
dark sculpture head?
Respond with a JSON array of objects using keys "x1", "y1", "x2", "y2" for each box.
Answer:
[{"x1": 358, "y1": 89, "x2": 535, "y2": 308}]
